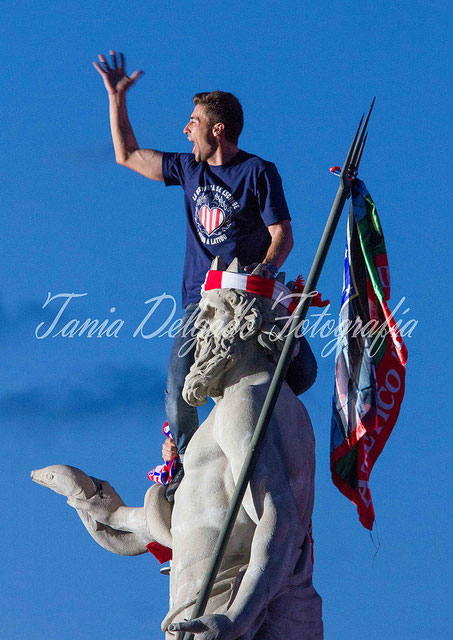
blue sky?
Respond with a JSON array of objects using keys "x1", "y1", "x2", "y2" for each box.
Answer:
[{"x1": 2, "y1": 1, "x2": 451, "y2": 638}]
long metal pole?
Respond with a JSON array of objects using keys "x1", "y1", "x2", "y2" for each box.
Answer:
[{"x1": 182, "y1": 102, "x2": 374, "y2": 640}]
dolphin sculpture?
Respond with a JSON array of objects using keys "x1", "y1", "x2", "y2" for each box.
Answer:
[{"x1": 31, "y1": 465, "x2": 172, "y2": 556}]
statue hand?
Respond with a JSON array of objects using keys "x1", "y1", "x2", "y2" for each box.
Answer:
[
  {"x1": 67, "y1": 495, "x2": 112, "y2": 526},
  {"x1": 93, "y1": 50, "x2": 144, "y2": 96},
  {"x1": 168, "y1": 614, "x2": 236, "y2": 640}
]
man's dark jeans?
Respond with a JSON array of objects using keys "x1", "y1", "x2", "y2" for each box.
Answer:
[{"x1": 165, "y1": 302, "x2": 317, "y2": 458}]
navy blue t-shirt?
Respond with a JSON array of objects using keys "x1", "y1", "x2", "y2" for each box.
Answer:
[{"x1": 162, "y1": 150, "x2": 291, "y2": 307}]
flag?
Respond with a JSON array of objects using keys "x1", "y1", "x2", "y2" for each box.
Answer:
[{"x1": 331, "y1": 179, "x2": 407, "y2": 530}]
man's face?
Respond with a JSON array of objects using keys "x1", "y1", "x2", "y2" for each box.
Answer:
[{"x1": 183, "y1": 104, "x2": 217, "y2": 162}]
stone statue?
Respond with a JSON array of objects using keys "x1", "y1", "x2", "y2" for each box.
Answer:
[{"x1": 32, "y1": 261, "x2": 323, "y2": 639}]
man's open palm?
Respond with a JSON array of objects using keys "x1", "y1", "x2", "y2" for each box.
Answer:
[{"x1": 93, "y1": 50, "x2": 143, "y2": 95}]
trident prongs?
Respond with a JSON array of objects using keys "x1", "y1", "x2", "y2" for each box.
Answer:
[
  {"x1": 350, "y1": 97, "x2": 375, "y2": 171},
  {"x1": 340, "y1": 113, "x2": 364, "y2": 179},
  {"x1": 355, "y1": 131, "x2": 368, "y2": 170}
]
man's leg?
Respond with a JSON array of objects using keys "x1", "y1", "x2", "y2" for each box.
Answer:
[
  {"x1": 285, "y1": 336, "x2": 318, "y2": 396},
  {"x1": 164, "y1": 303, "x2": 200, "y2": 459}
]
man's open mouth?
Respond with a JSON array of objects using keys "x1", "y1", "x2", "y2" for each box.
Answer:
[{"x1": 187, "y1": 137, "x2": 196, "y2": 154}]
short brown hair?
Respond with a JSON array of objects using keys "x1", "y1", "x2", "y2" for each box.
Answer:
[{"x1": 193, "y1": 91, "x2": 244, "y2": 144}]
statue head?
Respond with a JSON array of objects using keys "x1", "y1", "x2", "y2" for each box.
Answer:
[{"x1": 182, "y1": 258, "x2": 299, "y2": 406}]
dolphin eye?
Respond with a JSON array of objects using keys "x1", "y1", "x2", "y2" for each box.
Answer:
[{"x1": 46, "y1": 473, "x2": 54, "y2": 480}]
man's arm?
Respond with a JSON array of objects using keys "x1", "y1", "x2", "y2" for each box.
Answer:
[
  {"x1": 93, "y1": 51, "x2": 164, "y2": 181},
  {"x1": 263, "y1": 219, "x2": 294, "y2": 268},
  {"x1": 244, "y1": 220, "x2": 294, "y2": 276}
]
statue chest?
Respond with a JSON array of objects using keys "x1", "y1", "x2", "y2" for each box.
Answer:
[{"x1": 170, "y1": 413, "x2": 253, "y2": 561}]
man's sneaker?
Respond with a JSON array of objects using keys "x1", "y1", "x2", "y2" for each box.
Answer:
[
  {"x1": 165, "y1": 465, "x2": 184, "y2": 502},
  {"x1": 160, "y1": 564, "x2": 171, "y2": 576}
]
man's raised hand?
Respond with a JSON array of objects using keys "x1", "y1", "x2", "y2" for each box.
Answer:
[{"x1": 93, "y1": 50, "x2": 143, "y2": 95}]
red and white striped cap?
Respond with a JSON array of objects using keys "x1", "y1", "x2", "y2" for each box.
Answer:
[{"x1": 202, "y1": 270, "x2": 297, "y2": 314}]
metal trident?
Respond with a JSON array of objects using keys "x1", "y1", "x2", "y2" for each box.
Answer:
[
  {"x1": 181, "y1": 99, "x2": 375, "y2": 640},
  {"x1": 330, "y1": 97, "x2": 375, "y2": 183}
]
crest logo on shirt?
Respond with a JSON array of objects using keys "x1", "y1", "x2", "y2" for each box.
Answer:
[
  {"x1": 199, "y1": 205, "x2": 225, "y2": 235},
  {"x1": 192, "y1": 185, "x2": 240, "y2": 246}
]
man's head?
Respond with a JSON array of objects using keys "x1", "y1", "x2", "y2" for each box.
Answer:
[{"x1": 183, "y1": 91, "x2": 243, "y2": 162}]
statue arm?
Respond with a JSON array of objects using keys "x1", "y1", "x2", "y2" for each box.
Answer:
[
  {"x1": 226, "y1": 469, "x2": 303, "y2": 633},
  {"x1": 217, "y1": 402, "x2": 308, "y2": 634},
  {"x1": 74, "y1": 507, "x2": 150, "y2": 556},
  {"x1": 31, "y1": 465, "x2": 171, "y2": 556},
  {"x1": 68, "y1": 482, "x2": 172, "y2": 550},
  {"x1": 168, "y1": 391, "x2": 316, "y2": 638},
  {"x1": 84, "y1": 502, "x2": 150, "y2": 537},
  {"x1": 169, "y1": 473, "x2": 304, "y2": 639},
  {"x1": 67, "y1": 496, "x2": 152, "y2": 554}
]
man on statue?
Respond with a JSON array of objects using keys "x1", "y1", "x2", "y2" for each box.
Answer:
[{"x1": 93, "y1": 51, "x2": 317, "y2": 480}]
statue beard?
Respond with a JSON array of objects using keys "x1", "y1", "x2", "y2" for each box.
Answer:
[{"x1": 182, "y1": 329, "x2": 242, "y2": 407}]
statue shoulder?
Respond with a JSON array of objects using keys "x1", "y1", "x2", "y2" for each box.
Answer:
[
  {"x1": 215, "y1": 381, "x2": 313, "y2": 454},
  {"x1": 217, "y1": 384, "x2": 263, "y2": 422},
  {"x1": 219, "y1": 378, "x2": 303, "y2": 421},
  {"x1": 213, "y1": 384, "x2": 271, "y2": 456}
]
